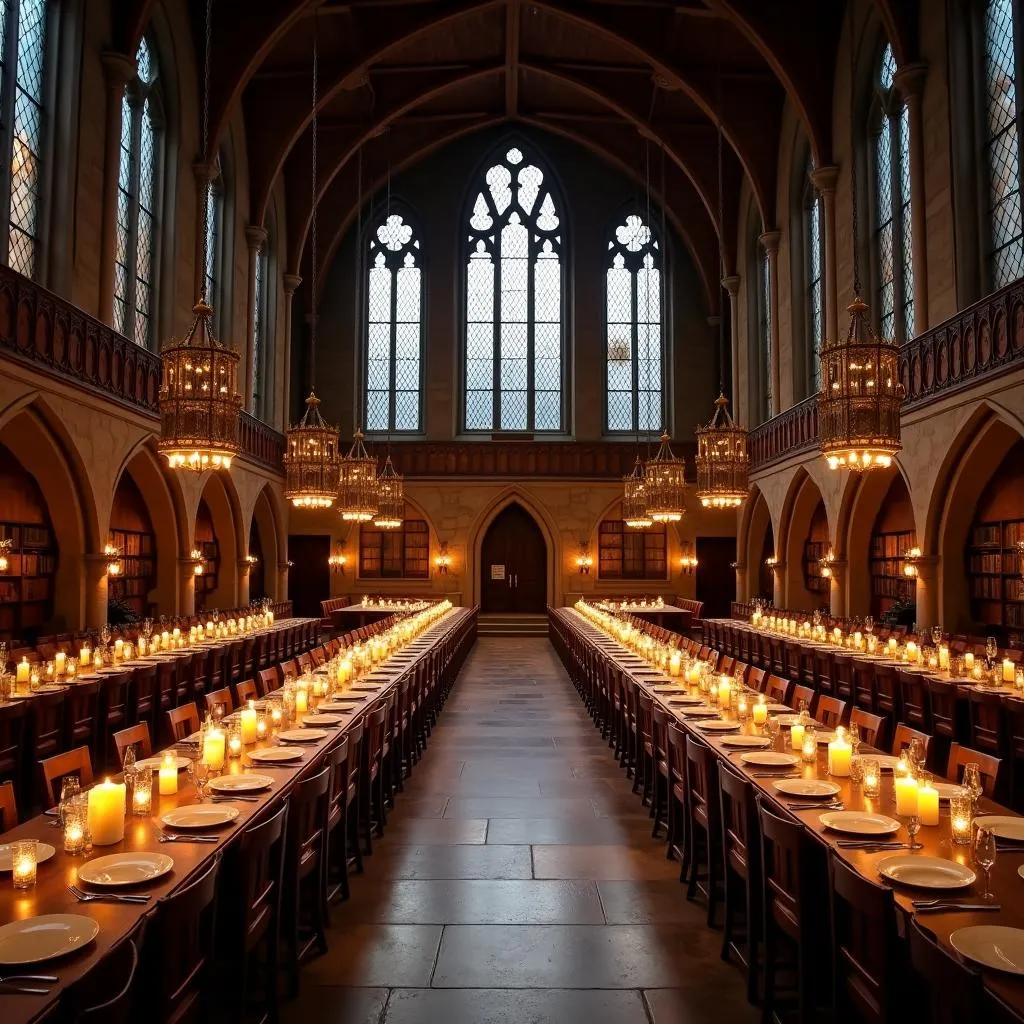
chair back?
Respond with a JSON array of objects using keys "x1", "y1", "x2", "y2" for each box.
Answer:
[
  {"x1": 0, "y1": 779, "x2": 17, "y2": 833},
  {"x1": 851, "y1": 659, "x2": 876, "y2": 712},
  {"x1": 765, "y1": 674, "x2": 792, "y2": 706},
  {"x1": 685, "y1": 735, "x2": 718, "y2": 832},
  {"x1": 747, "y1": 666, "x2": 767, "y2": 692},
  {"x1": 201, "y1": 686, "x2": 234, "y2": 717},
  {"x1": 907, "y1": 915, "x2": 985, "y2": 1024},
  {"x1": 757, "y1": 796, "x2": 807, "y2": 942},
  {"x1": 70, "y1": 918, "x2": 147, "y2": 1024},
  {"x1": 230, "y1": 799, "x2": 288, "y2": 954},
  {"x1": 234, "y1": 679, "x2": 258, "y2": 706},
  {"x1": 891, "y1": 724, "x2": 932, "y2": 762},
  {"x1": 813, "y1": 649, "x2": 834, "y2": 695},
  {"x1": 113, "y1": 722, "x2": 152, "y2": 765},
  {"x1": 256, "y1": 667, "x2": 278, "y2": 696},
  {"x1": 966, "y1": 687, "x2": 1007, "y2": 758},
  {"x1": 166, "y1": 702, "x2": 200, "y2": 743},
  {"x1": 286, "y1": 764, "x2": 331, "y2": 883},
  {"x1": 144, "y1": 852, "x2": 221, "y2": 1023},
  {"x1": 850, "y1": 708, "x2": 885, "y2": 749},
  {"x1": 32, "y1": 689, "x2": 65, "y2": 762},
  {"x1": 833, "y1": 653, "x2": 853, "y2": 700},
  {"x1": 946, "y1": 742, "x2": 1001, "y2": 797},
  {"x1": 816, "y1": 696, "x2": 847, "y2": 729},
  {"x1": 789, "y1": 683, "x2": 814, "y2": 712},
  {"x1": 0, "y1": 699, "x2": 27, "y2": 788},
  {"x1": 40, "y1": 745, "x2": 94, "y2": 809},
  {"x1": 719, "y1": 763, "x2": 758, "y2": 883},
  {"x1": 65, "y1": 680, "x2": 101, "y2": 759},
  {"x1": 155, "y1": 661, "x2": 176, "y2": 713}
]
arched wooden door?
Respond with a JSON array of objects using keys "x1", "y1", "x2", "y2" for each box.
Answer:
[{"x1": 480, "y1": 503, "x2": 547, "y2": 613}]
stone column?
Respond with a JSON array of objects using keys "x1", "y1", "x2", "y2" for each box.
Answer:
[
  {"x1": 914, "y1": 556, "x2": 939, "y2": 629},
  {"x1": 237, "y1": 560, "x2": 251, "y2": 608},
  {"x1": 243, "y1": 225, "x2": 268, "y2": 413},
  {"x1": 733, "y1": 562, "x2": 748, "y2": 604},
  {"x1": 98, "y1": 53, "x2": 136, "y2": 326},
  {"x1": 828, "y1": 558, "x2": 847, "y2": 617},
  {"x1": 771, "y1": 562, "x2": 786, "y2": 609},
  {"x1": 758, "y1": 230, "x2": 782, "y2": 415},
  {"x1": 281, "y1": 274, "x2": 303, "y2": 430},
  {"x1": 810, "y1": 166, "x2": 840, "y2": 344},
  {"x1": 276, "y1": 562, "x2": 291, "y2": 605},
  {"x1": 178, "y1": 559, "x2": 197, "y2": 617},
  {"x1": 193, "y1": 162, "x2": 215, "y2": 300},
  {"x1": 721, "y1": 275, "x2": 741, "y2": 423},
  {"x1": 893, "y1": 62, "x2": 929, "y2": 336},
  {"x1": 84, "y1": 555, "x2": 110, "y2": 629}
]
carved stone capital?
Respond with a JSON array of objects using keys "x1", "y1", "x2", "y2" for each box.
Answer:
[
  {"x1": 758, "y1": 229, "x2": 781, "y2": 255},
  {"x1": 282, "y1": 274, "x2": 303, "y2": 296},
  {"x1": 809, "y1": 165, "x2": 839, "y2": 195},
  {"x1": 721, "y1": 274, "x2": 740, "y2": 296},
  {"x1": 245, "y1": 225, "x2": 268, "y2": 252},
  {"x1": 101, "y1": 51, "x2": 136, "y2": 89},
  {"x1": 893, "y1": 61, "x2": 928, "y2": 100}
]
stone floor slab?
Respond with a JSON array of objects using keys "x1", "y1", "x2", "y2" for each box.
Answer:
[{"x1": 383, "y1": 989, "x2": 650, "y2": 1024}]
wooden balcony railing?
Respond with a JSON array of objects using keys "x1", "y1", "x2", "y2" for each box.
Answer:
[
  {"x1": 750, "y1": 279, "x2": 1024, "y2": 472},
  {"x1": 0, "y1": 263, "x2": 285, "y2": 472}
]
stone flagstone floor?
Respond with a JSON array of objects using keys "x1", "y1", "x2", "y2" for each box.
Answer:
[{"x1": 283, "y1": 637, "x2": 757, "y2": 1024}]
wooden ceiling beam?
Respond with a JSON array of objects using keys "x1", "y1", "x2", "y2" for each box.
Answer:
[{"x1": 506, "y1": 0, "x2": 521, "y2": 117}]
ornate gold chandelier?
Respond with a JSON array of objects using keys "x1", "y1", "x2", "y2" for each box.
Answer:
[
  {"x1": 284, "y1": 393, "x2": 339, "y2": 508},
  {"x1": 695, "y1": 395, "x2": 749, "y2": 508},
  {"x1": 818, "y1": 298, "x2": 902, "y2": 470},
  {"x1": 373, "y1": 454, "x2": 404, "y2": 529},
  {"x1": 622, "y1": 456, "x2": 653, "y2": 529},
  {"x1": 338, "y1": 429, "x2": 378, "y2": 522},
  {"x1": 645, "y1": 433, "x2": 686, "y2": 522},
  {"x1": 158, "y1": 300, "x2": 242, "y2": 471}
]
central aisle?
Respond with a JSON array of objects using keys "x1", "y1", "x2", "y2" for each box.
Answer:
[{"x1": 287, "y1": 637, "x2": 756, "y2": 1023}]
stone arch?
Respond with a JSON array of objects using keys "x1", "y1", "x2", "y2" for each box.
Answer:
[
  {"x1": 740, "y1": 487, "x2": 774, "y2": 604},
  {"x1": 468, "y1": 488, "x2": 560, "y2": 608},
  {"x1": 250, "y1": 484, "x2": 284, "y2": 601},
  {"x1": 199, "y1": 473, "x2": 244, "y2": 609},
  {"x1": 779, "y1": 469, "x2": 827, "y2": 611},
  {"x1": 113, "y1": 440, "x2": 188, "y2": 616}
]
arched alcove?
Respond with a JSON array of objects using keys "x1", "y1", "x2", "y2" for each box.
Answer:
[
  {"x1": 781, "y1": 472, "x2": 828, "y2": 611},
  {"x1": 196, "y1": 473, "x2": 241, "y2": 610},
  {"x1": 108, "y1": 470, "x2": 157, "y2": 619},
  {"x1": 251, "y1": 485, "x2": 283, "y2": 601}
]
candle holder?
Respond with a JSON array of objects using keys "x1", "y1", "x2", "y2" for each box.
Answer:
[
  {"x1": 227, "y1": 725, "x2": 243, "y2": 759},
  {"x1": 849, "y1": 754, "x2": 865, "y2": 784},
  {"x1": 11, "y1": 839, "x2": 37, "y2": 888},
  {"x1": 801, "y1": 727, "x2": 818, "y2": 764},
  {"x1": 63, "y1": 805, "x2": 87, "y2": 854},
  {"x1": 861, "y1": 758, "x2": 881, "y2": 797},
  {"x1": 132, "y1": 770, "x2": 153, "y2": 815},
  {"x1": 950, "y1": 789, "x2": 973, "y2": 845},
  {"x1": 256, "y1": 713, "x2": 268, "y2": 741}
]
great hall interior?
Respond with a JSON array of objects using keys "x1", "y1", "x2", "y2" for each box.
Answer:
[{"x1": 4, "y1": 0, "x2": 1024, "y2": 1021}]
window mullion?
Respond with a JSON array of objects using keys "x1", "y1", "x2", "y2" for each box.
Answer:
[
  {"x1": 631, "y1": 267, "x2": 639, "y2": 432},
  {"x1": 0, "y1": 0, "x2": 20, "y2": 267},
  {"x1": 887, "y1": 107, "x2": 903, "y2": 343},
  {"x1": 492, "y1": 231, "x2": 501, "y2": 430},
  {"x1": 389, "y1": 262, "x2": 398, "y2": 432},
  {"x1": 526, "y1": 227, "x2": 535, "y2": 431},
  {"x1": 124, "y1": 96, "x2": 144, "y2": 330}
]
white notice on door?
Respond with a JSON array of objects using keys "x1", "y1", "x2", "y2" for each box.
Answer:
[{"x1": 490, "y1": 564, "x2": 506, "y2": 580}]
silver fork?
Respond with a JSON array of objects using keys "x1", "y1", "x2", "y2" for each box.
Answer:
[
  {"x1": 156, "y1": 829, "x2": 218, "y2": 844},
  {"x1": 67, "y1": 884, "x2": 150, "y2": 904}
]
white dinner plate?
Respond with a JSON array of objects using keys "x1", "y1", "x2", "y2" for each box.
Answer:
[
  {"x1": 933, "y1": 781, "x2": 963, "y2": 801},
  {"x1": 0, "y1": 841, "x2": 55, "y2": 871},
  {"x1": 32, "y1": 685, "x2": 65, "y2": 694},
  {"x1": 874, "y1": 755, "x2": 904, "y2": 771},
  {"x1": 773, "y1": 778, "x2": 841, "y2": 798},
  {"x1": 318, "y1": 702, "x2": 356, "y2": 713},
  {"x1": 248, "y1": 747, "x2": 303, "y2": 763},
  {"x1": 814, "y1": 731, "x2": 838, "y2": 744},
  {"x1": 774, "y1": 714, "x2": 821, "y2": 728},
  {"x1": 696, "y1": 720, "x2": 740, "y2": 732},
  {"x1": 819, "y1": 811, "x2": 901, "y2": 836},
  {"x1": 877, "y1": 855, "x2": 976, "y2": 889},
  {"x1": 974, "y1": 816, "x2": 1024, "y2": 842},
  {"x1": 301, "y1": 714, "x2": 342, "y2": 727},
  {"x1": 136, "y1": 755, "x2": 190, "y2": 772},
  {"x1": 950, "y1": 926, "x2": 1024, "y2": 975},
  {"x1": 160, "y1": 806, "x2": 239, "y2": 830},
  {"x1": 720, "y1": 735, "x2": 772, "y2": 748},
  {"x1": 0, "y1": 915, "x2": 99, "y2": 965},
  {"x1": 208, "y1": 773, "x2": 274, "y2": 793},
  {"x1": 78, "y1": 852, "x2": 174, "y2": 888},
  {"x1": 682, "y1": 709, "x2": 720, "y2": 718},
  {"x1": 766, "y1": 704, "x2": 791, "y2": 712},
  {"x1": 740, "y1": 751, "x2": 801, "y2": 768},
  {"x1": 667, "y1": 696, "x2": 705, "y2": 706},
  {"x1": 278, "y1": 729, "x2": 327, "y2": 743}
]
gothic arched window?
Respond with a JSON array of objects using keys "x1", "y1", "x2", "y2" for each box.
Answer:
[
  {"x1": 114, "y1": 36, "x2": 162, "y2": 347},
  {"x1": 605, "y1": 213, "x2": 663, "y2": 433},
  {"x1": 804, "y1": 161, "x2": 825, "y2": 394},
  {"x1": 365, "y1": 211, "x2": 423, "y2": 433},
  {"x1": 464, "y1": 143, "x2": 564, "y2": 432},
  {"x1": 1, "y1": 0, "x2": 49, "y2": 279}
]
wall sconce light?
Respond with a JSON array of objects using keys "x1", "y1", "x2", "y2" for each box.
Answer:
[
  {"x1": 679, "y1": 548, "x2": 698, "y2": 576},
  {"x1": 1016, "y1": 539, "x2": 1024, "y2": 581},
  {"x1": 819, "y1": 550, "x2": 834, "y2": 579},
  {"x1": 286, "y1": 560, "x2": 295, "y2": 569},
  {"x1": 765, "y1": 555, "x2": 778, "y2": 569},
  {"x1": 575, "y1": 542, "x2": 593, "y2": 575},
  {"x1": 191, "y1": 547, "x2": 205, "y2": 576},
  {"x1": 0, "y1": 538, "x2": 11, "y2": 573},
  {"x1": 903, "y1": 546, "x2": 922, "y2": 578},
  {"x1": 245, "y1": 553, "x2": 259, "y2": 568},
  {"x1": 328, "y1": 546, "x2": 347, "y2": 574},
  {"x1": 103, "y1": 542, "x2": 122, "y2": 577},
  {"x1": 435, "y1": 541, "x2": 451, "y2": 575}
]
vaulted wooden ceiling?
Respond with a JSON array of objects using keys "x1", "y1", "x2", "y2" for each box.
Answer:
[{"x1": 116, "y1": 0, "x2": 921, "y2": 309}]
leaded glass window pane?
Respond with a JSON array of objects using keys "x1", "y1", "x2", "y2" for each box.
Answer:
[
  {"x1": 251, "y1": 244, "x2": 267, "y2": 412},
  {"x1": 759, "y1": 246, "x2": 772, "y2": 419},
  {"x1": 604, "y1": 213, "x2": 663, "y2": 432},
  {"x1": 985, "y1": 0, "x2": 1024, "y2": 287},
  {"x1": 806, "y1": 163, "x2": 824, "y2": 394},
  {"x1": 364, "y1": 212, "x2": 423, "y2": 432},
  {"x1": 463, "y1": 144, "x2": 564, "y2": 432}
]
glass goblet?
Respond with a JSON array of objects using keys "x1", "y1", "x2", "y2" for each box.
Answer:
[
  {"x1": 962, "y1": 763, "x2": 984, "y2": 812},
  {"x1": 974, "y1": 825, "x2": 997, "y2": 900},
  {"x1": 59, "y1": 775, "x2": 81, "y2": 826},
  {"x1": 766, "y1": 717, "x2": 782, "y2": 751},
  {"x1": 906, "y1": 814, "x2": 922, "y2": 850},
  {"x1": 188, "y1": 759, "x2": 210, "y2": 802}
]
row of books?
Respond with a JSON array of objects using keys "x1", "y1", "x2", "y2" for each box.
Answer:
[
  {"x1": 871, "y1": 575, "x2": 914, "y2": 599},
  {"x1": 972, "y1": 520, "x2": 1024, "y2": 549},
  {"x1": 111, "y1": 531, "x2": 155, "y2": 556},
  {"x1": 969, "y1": 576, "x2": 1024, "y2": 601},
  {"x1": 870, "y1": 532, "x2": 916, "y2": 559}
]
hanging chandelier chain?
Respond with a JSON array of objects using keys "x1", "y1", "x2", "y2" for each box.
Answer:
[
  {"x1": 199, "y1": 0, "x2": 212, "y2": 301},
  {"x1": 310, "y1": 19, "x2": 319, "y2": 356},
  {"x1": 715, "y1": 35, "x2": 726, "y2": 395},
  {"x1": 849, "y1": 8, "x2": 861, "y2": 298}
]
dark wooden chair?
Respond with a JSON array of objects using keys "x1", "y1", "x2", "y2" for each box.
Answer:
[
  {"x1": 789, "y1": 683, "x2": 815, "y2": 712},
  {"x1": 684, "y1": 735, "x2": 722, "y2": 927},
  {"x1": 1003, "y1": 695, "x2": 1024, "y2": 810},
  {"x1": 234, "y1": 679, "x2": 258, "y2": 707},
  {"x1": 757, "y1": 796, "x2": 830, "y2": 1024},
  {"x1": 966, "y1": 686, "x2": 1008, "y2": 766},
  {"x1": 718, "y1": 763, "x2": 761, "y2": 1006},
  {"x1": 283, "y1": 764, "x2": 331, "y2": 996},
  {"x1": 946, "y1": 742, "x2": 1001, "y2": 798},
  {"x1": 924, "y1": 677, "x2": 959, "y2": 770},
  {"x1": 360, "y1": 702, "x2": 388, "y2": 855},
  {"x1": 784, "y1": 641, "x2": 802, "y2": 684},
  {"x1": 142, "y1": 852, "x2": 221, "y2": 1023},
  {"x1": 155, "y1": 661, "x2": 176, "y2": 736},
  {"x1": 0, "y1": 779, "x2": 17, "y2": 833},
  {"x1": 68, "y1": 917, "x2": 147, "y2": 1024},
  {"x1": 746, "y1": 666, "x2": 767, "y2": 693},
  {"x1": 240, "y1": 637, "x2": 256, "y2": 679},
  {"x1": 100, "y1": 670, "x2": 133, "y2": 770},
  {"x1": 173, "y1": 651, "x2": 199, "y2": 706},
  {"x1": 64, "y1": 679, "x2": 101, "y2": 767},
  {"x1": 833, "y1": 653, "x2": 854, "y2": 703},
  {"x1": 829, "y1": 853, "x2": 907, "y2": 1023},
  {"x1": 870, "y1": 663, "x2": 901, "y2": 741},
  {"x1": 0, "y1": 699, "x2": 27, "y2": 810},
  {"x1": 816, "y1": 696, "x2": 847, "y2": 729},
  {"x1": 220, "y1": 800, "x2": 287, "y2": 1024},
  {"x1": 850, "y1": 709, "x2": 885, "y2": 750},
  {"x1": 39, "y1": 746, "x2": 94, "y2": 809},
  {"x1": 907, "y1": 915, "x2": 985, "y2": 1024},
  {"x1": 166, "y1": 702, "x2": 200, "y2": 743},
  {"x1": 765, "y1": 675, "x2": 791, "y2": 706},
  {"x1": 891, "y1": 724, "x2": 932, "y2": 762},
  {"x1": 113, "y1": 722, "x2": 153, "y2": 765},
  {"x1": 650, "y1": 705, "x2": 671, "y2": 839},
  {"x1": 851, "y1": 658, "x2": 877, "y2": 713},
  {"x1": 666, "y1": 722, "x2": 687, "y2": 867},
  {"x1": 256, "y1": 667, "x2": 278, "y2": 697},
  {"x1": 813, "y1": 649, "x2": 835, "y2": 697},
  {"x1": 201, "y1": 685, "x2": 234, "y2": 718},
  {"x1": 323, "y1": 737, "x2": 352, "y2": 909}
]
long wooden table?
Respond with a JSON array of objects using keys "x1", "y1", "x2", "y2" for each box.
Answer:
[
  {"x1": 0, "y1": 606, "x2": 473, "y2": 1024},
  {"x1": 554, "y1": 606, "x2": 1024, "y2": 1018}
]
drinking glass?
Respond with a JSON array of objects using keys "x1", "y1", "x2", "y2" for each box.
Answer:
[
  {"x1": 986, "y1": 637, "x2": 998, "y2": 663},
  {"x1": 187, "y1": 759, "x2": 210, "y2": 802},
  {"x1": 974, "y1": 825, "x2": 997, "y2": 900},
  {"x1": 849, "y1": 723, "x2": 861, "y2": 756},
  {"x1": 59, "y1": 776, "x2": 81, "y2": 826},
  {"x1": 931, "y1": 626, "x2": 942, "y2": 646},
  {"x1": 962, "y1": 763, "x2": 983, "y2": 811},
  {"x1": 0, "y1": 641, "x2": 7, "y2": 673},
  {"x1": 908, "y1": 737, "x2": 926, "y2": 773},
  {"x1": 863, "y1": 616, "x2": 874, "y2": 635},
  {"x1": 211, "y1": 702, "x2": 226, "y2": 725},
  {"x1": 766, "y1": 717, "x2": 781, "y2": 751},
  {"x1": 142, "y1": 618, "x2": 153, "y2": 640},
  {"x1": 906, "y1": 813, "x2": 922, "y2": 850},
  {"x1": 100, "y1": 624, "x2": 111, "y2": 646}
]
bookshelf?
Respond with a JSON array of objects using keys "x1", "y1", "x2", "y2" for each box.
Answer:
[
  {"x1": 359, "y1": 519, "x2": 430, "y2": 579},
  {"x1": 0, "y1": 521, "x2": 58, "y2": 643},
  {"x1": 107, "y1": 528, "x2": 155, "y2": 616},
  {"x1": 870, "y1": 529, "x2": 916, "y2": 617},
  {"x1": 194, "y1": 499, "x2": 219, "y2": 610},
  {"x1": 598, "y1": 520, "x2": 667, "y2": 580},
  {"x1": 967, "y1": 518, "x2": 1024, "y2": 646},
  {"x1": 803, "y1": 539, "x2": 831, "y2": 595}
]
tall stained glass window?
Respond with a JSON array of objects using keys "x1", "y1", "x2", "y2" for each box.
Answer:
[
  {"x1": 0, "y1": 0, "x2": 48, "y2": 279},
  {"x1": 204, "y1": 163, "x2": 224, "y2": 331},
  {"x1": 464, "y1": 143, "x2": 564, "y2": 432},
  {"x1": 873, "y1": 43, "x2": 915, "y2": 342},
  {"x1": 365, "y1": 212, "x2": 423, "y2": 433},
  {"x1": 757, "y1": 242, "x2": 772, "y2": 420},
  {"x1": 605, "y1": 213, "x2": 662, "y2": 433},
  {"x1": 251, "y1": 241, "x2": 267, "y2": 414},
  {"x1": 114, "y1": 37, "x2": 160, "y2": 347},
  {"x1": 984, "y1": 0, "x2": 1024, "y2": 287},
  {"x1": 805, "y1": 162, "x2": 825, "y2": 394}
]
